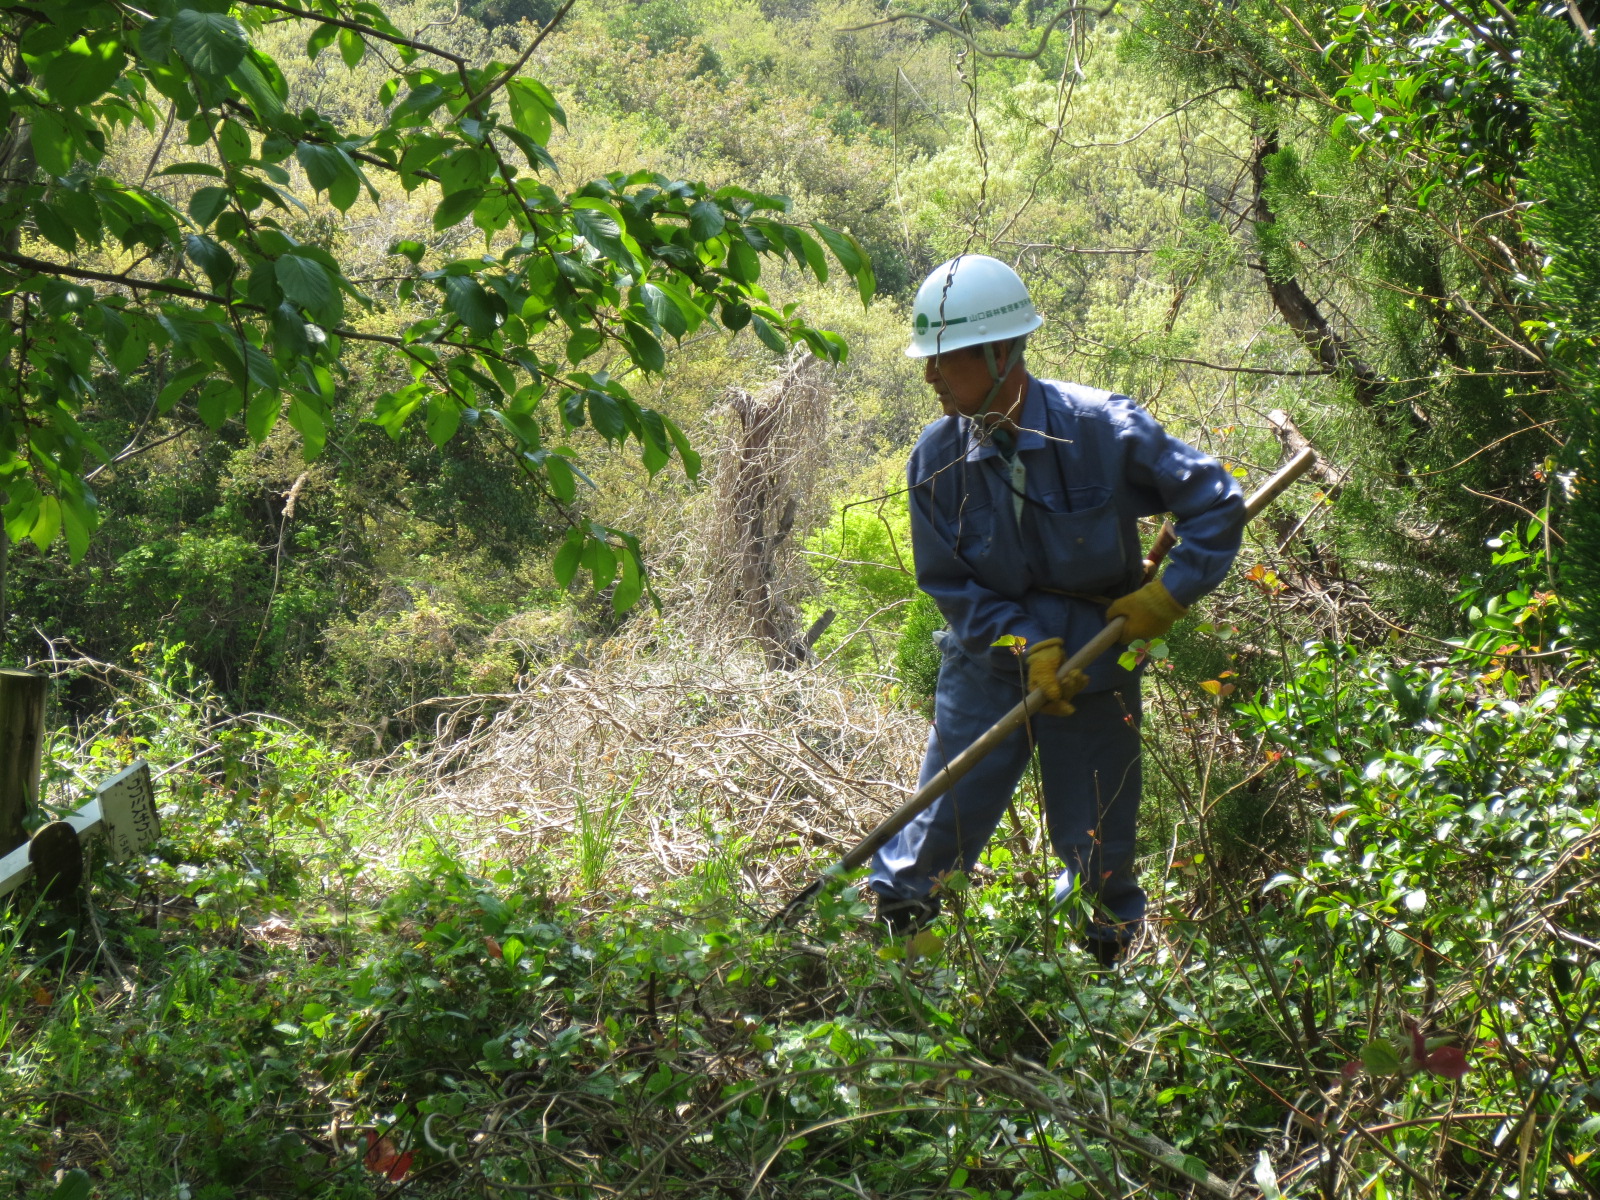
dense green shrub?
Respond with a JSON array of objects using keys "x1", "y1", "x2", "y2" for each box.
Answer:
[{"x1": 894, "y1": 591, "x2": 944, "y2": 715}]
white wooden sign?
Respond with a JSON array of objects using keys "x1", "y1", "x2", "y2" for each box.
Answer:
[
  {"x1": 96, "y1": 761, "x2": 160, "y2": 862},
  {"x1": 0, "y1": 759, "x2": 161, "y2": 897}
]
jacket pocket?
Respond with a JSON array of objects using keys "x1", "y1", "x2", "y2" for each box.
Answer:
[
  {"x1": 1032, "y1": 500, "x2": 1129, "y2": 595},
  {"x1": 1066, "y1": 484, "x2": 1111, "y2": 512}
]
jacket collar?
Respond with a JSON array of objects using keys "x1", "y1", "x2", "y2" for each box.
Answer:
[{"x1": 963, "y1": 376, "x2": 1047, "y2": 461}]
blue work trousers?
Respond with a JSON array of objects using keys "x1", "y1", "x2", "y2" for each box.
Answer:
[{"x1": 870, "y1": 643, "x2": 1145, "y2": 943}]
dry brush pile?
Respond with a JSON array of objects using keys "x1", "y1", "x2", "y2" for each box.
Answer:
[{"x1": 411, "y1": 628, "x2": 928, "y2": 905}]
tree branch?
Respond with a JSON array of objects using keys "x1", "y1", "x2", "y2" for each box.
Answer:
[
  {"x1": 461, "y1": 0, "x2": 578, "y2": 110},
  {"x1": 236, "y1": 0, "x2": 466, "y2": 64},
  {"x1": 838, "y1": 3, "x2": 1115, "y2": 61}
]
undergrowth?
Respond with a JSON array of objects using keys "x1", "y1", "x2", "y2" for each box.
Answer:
[{"x1": 4, "y1": 524, "x2": 1600, "y2": 1199}]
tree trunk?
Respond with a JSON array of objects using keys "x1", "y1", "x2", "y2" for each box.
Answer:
[
  {"x1": 0, "y1": 48, "x2": 30, "y2": 657},
  {"x1": 0, "y1": 668, "x2": 46, "y2": 854},
  {"x1": 717, "y1": 355, "x2": 830, "y2": 670},
  {"x1": 1250, "y1": 128, "x2": 1411, "y2": 433},
  {"x1": 0, "y1": 515, "x2": 8, "y2": 660}
]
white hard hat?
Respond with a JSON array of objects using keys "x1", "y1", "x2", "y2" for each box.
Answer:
[{"x1": 905, "y1": 254, "x2": 1043, "y2": 358}]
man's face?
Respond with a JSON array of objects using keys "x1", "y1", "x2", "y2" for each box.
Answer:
[{"x1": 923, "y1": 342, "x2": 1008, "y2": 418}]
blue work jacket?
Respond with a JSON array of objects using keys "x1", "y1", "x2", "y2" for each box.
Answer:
[{"x1": 907, "y1": 376, "x2": 1245, "y2": 693}]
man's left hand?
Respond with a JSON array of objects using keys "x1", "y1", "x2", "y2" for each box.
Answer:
[{"x1": 1106, "y1": 580, "x2": 1189, "y2": 643}]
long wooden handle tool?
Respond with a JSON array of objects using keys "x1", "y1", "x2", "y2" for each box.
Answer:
[{"x1": 765, "y1": 448, "x2": 1315, "y2": 930}]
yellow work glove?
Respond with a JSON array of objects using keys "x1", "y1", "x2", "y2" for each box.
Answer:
[
  {"x1": 1105, "y1": 579, "x2": 1189, "y2": 644},
  {"x1": 1025, "y1": 638, "x2": 1088, "y2": 716}
]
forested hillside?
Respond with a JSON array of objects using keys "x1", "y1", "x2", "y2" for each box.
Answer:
[{"x1": 4, "y1": 0, "x2": 1600, "y2": 1196}]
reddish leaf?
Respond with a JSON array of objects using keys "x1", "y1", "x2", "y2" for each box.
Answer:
[
  {"x1": 1422, "y1": 1046, "x2": 1469, "y2": 1080},
  {"x1": 363, "y1": 1132, "x2": 414, "y2": 1181},
  {"x1": 484, "y1": 936, "x2": 503, "y2": 960}
]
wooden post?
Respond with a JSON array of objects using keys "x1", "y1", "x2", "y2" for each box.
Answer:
[{"x1": 0, "y1": 668, "x2": 46, "y2": 855}]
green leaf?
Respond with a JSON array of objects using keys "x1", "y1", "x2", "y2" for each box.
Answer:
[
  {"x1": 663, "y1": 281, "x2": 707, "y2": 333},
  {"x1": 140, "y1": 16, "x2": 175, "y2": 63},
  {"x1": 296, "y1": 142, "x2": 361, "y2": 212},
  {"x1": 426, "y1": 397, "x2": 463, "y2": 447},
  {"x1": 638, "y1": 411, "x2": 670, "y2": 476},
  {"x1": 573, "y1": 202, "x2": 634, "y2": 267},
  {"x1": 854, "y1": 252, "x2": 876, "y2": 306},
  {"x1": 688, "y1": 200, "x2": 725, "y2": 241},
  {"x1": 1360, "y1": 1040, "x2": 1403, "y2": 1076},
  {"x1": 276, "y1": 254, "x2": 333, "y2": 315},
  {"x1": 552, "y1": 531, "x2": 583, "y2": 587},
  {"x1": 287, "y1": 393, "x2": 328, "y2": 458},
  {"x1": 159, "y1": 363, "x2": 212, "y2": 412},
  {"x1": 44, "y1": 34, "x2": 126, "y2": 107},
  {"x1": 50, "y1": 1167, "x2": 90, "y2": 1200},
  {"x1": 580, "y1": 537, "x2": 618, "y2": 590},
  {"x1": 217, "y1": 118, "x2": 252, "y2": 165},
  {"x1": 185, "y1": 234, "x2": 235, "y2": 289},
  {"x1": 172, "y1": 9, "x2": 249, "y2": 78},
  {"x1": 189, "y1": 186, "x2": 230, "y2": 226},
  {"x1": 30, "y1": 109, "x2": 74, "y2": 177},
  {"x1": 392, "y1": 239, "x2": 425, "y2": 265},
  {"x1": 506, "y1": 77, "x2": 552, "y2": 146},
  {"x1": 272, "y1": 303, "x2": 312, "y2": 357},
  {"x1": 521, "y1": 76, "x2": 566, "y2": 127},
  {"x1": 640, "y1": 283, "x2": 686, "y2": 339},
  {"x1": 306, "y1": 22, "x2": 338, "y2": 60},
  {"x1": 727, "y1": 238, "x2": 760, "y2": 284},
  {"x1": 812, "y1": 222, "x2": 861, "y2": 275},
  {"x1": 750, "y1": 313, "x2": 786, "y2": 354},
  {"x1": 59, "y1": 493, "x2": 94, "y2": 563},
  {"x1": 588, "y1": 391, "x2": 628, "y2": 442},
  {"x1": 230, "y1": 52, "x2": 287, "y2": 123},
  {"x1": 39, "y1": 279, "x2": 95, "y2": 316},
  {"x1": 720, "y1": 299, "x2": 751, "y2": 331},
  {"x1": 27, "y1": 496, "x2": 60, "y2": 551},
  {"x1": 566, "y1": 328, "x2": 603, "y2": 364},
  {"x1": 622, "y1": 322, "x2": 665, "y2": 373},
  {"x1": 246, "y1": 387, "x2": 282, "y2": 441},
  {"x1": 433, "y1": 188, "x2": 484, "y2": 231},
  {"x1": 32, "y1": 203, "x2": 78, "y2": 254},
  {"x1": 338, "y1": 27, "x2": 365, "y2": 68},
  {"x1": 663, "y1": 416, "x2": 701, "y2": 478},
  {"x1": 159, "y1": 162, "x2": 226, "y2": 178},
  {"x1": 795, "y1": 229, "x2": 829, "y2": 283},
  {"x1": 545, "y1": 453, "x2": 576, "y2": 501},
  {"x1": 441, "y1": 275, "x2": 503, "y2": 336},
  {"x1": 612, "y1": 544, "x2": 644, "y2": 612},
  {"x1": 812, "y1": 224, "x2": 874, "y2": 305},
  {"x1": 394, "y1": 83, "x2": 447, "y2": 123},
  {"x1": 501, "y1": 127, "x2": 557, "y2": 173}
]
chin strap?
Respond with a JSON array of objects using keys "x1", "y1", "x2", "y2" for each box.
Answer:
[{"x1": 974, "y1": 337, "x2": 1027, "y2": 456}]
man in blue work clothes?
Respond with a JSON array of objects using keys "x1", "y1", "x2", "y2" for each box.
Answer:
[{"x1": 869, "y1": 255, "x2": 1245, "y2": 964}]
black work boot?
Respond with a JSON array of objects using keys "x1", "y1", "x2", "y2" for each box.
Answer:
[
  {"x1": 1083, "y1": 936, "x2": 1125, "y2": 968},
  {"x1": 873, "y1": 892, "x2": 941, "y2": 937}
]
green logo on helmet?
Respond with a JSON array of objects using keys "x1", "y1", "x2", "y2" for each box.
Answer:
[{"x1": 914, "y1": 312, "x2": 929, "y2": 334}]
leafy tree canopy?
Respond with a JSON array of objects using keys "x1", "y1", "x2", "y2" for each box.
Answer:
[{"x1": 0, "y1": 0, "x2": 874, "y2": 609}]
